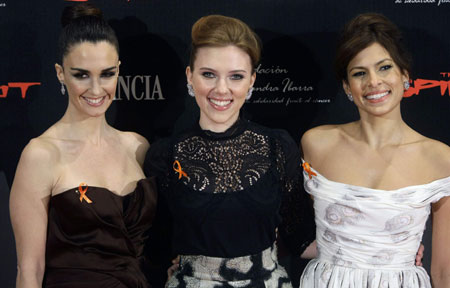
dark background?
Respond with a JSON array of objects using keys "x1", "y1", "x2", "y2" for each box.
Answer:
[{"x1": 1, "y1": 0, "x2": 449, "y2": 287}]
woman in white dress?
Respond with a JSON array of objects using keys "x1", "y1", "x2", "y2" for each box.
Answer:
[{"x1": 299, "y1": 13, "x2": 450, "y2": 288}]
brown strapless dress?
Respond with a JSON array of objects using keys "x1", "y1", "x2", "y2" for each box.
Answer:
[{"x1": 43, "y1": 178, "x2": 157, "y2": 288}]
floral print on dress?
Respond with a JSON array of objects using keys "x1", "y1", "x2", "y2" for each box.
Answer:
[
  {"x1": 166, "y1": 246, "x2": 292, "y2": 288},
  {"x1": 299, "y1": 162, "x2": 450, "y2": 288},
  {"x1": 325, "y1": 203, "x2": 364, "y2": 226}
]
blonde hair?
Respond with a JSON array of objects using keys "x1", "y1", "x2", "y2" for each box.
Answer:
[{"x1": 189, "y1": 15, "x2": 261, "y2": 72}]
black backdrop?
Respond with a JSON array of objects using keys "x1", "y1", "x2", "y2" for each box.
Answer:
[{"x1": 1, "y1": 0, "x2": 449, "y2": 287}]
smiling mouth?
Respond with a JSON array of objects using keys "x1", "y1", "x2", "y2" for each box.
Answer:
[
  {"x1": 209, "y1": 98, "x2": 232, "y2": 107},
  {"x1": 365, "y1": 91, "x2": 389, "y2": 101},
  {"x1": 82, "y1": 96, "x2": 106, "y2": 106}
]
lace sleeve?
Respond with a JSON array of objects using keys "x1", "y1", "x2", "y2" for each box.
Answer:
[
  {"x1": 143, "y1": 137, "x2": 174, "y2": 282},
  {"x1": 144, "y1": 138, "x2": 172, "y2": 186},
  {"x1": 275, "y1": 130, "x2": 316, "y2": 256}
]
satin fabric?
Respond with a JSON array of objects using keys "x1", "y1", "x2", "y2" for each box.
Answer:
[
  {"x1": 44, "y1": 178, "x2": 157, "y2": 288},
  {"x1": 300, "y1": 164, "x2": 450, "y2": 288}
]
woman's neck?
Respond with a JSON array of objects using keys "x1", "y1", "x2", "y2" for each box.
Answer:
[
  {"x1": 198, "y1": 114, "x2": 240, "y2": 133},
  {"x1": 356, "y1": 109, "x2": 408, "y2": 149},
  {"x1": 59, "y1": 111, "x2": 111, "y2": 145}
]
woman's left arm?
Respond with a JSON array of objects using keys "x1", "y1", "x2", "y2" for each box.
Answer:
[
  {"x1": 428, "y1": 140, "x2": 450, "y2": 287},
  {"x1": 431, "y1": 196, "x2": 450, "y2": 288},
  {"x1": 276, "y1": 130, "x2": 316, "y2": 258}
]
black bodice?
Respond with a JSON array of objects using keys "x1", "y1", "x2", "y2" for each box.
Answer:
[{"x1": 146, "y1": 118, "x2": 315, "y2": 258}]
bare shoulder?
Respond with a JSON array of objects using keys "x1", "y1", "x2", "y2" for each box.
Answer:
[
  {"x1": 301, "y1": 124, "x2": 342, "y2": 144},
  {"x1": 12, "y1": 136, "x2": 60, "y2": 199},
  {"x1": 117, "y1": 131, "x2": 150, "y2": 166},
  {"x1": 301, "y1": 124, "x2": 346, "y2": 162},
  {"x1": 20, "y1": 136, "x2": 60, "y2": 168},
  {"x1": 118, "y1": 131, "x2": 149, "y2": 150},
  {"x1": 419, "y1": 137, "x2": 450, "y2": 177}
]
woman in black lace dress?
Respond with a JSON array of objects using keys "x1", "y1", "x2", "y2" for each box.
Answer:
[{"x1": 145, "y1": 15, "x2": 315, "y2": 287}]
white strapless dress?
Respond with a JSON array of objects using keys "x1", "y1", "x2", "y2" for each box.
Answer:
[{"x1": 299, "y1": 164, "x2": 450, "y2": 288}]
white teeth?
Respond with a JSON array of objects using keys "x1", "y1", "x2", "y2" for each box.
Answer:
[
  {"x1": 210, "y1": 98, "x2": 231, "y2": 107},
  {"x1": 366, "y1": 91, "x2": 389, "y2": 100},
  {"x1": 84, "y1": 97, "x2": 104, "y2": 104}
]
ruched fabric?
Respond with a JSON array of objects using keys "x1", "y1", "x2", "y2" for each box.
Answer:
[
  {"x1": 44, "y1": 178, "x2": 157, "y2": 288},
  {"x1": 300, "y1": 162, "x2": 450, "y2": 288}
]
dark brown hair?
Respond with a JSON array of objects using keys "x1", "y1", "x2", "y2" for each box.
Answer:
[
  {"x1": 335, "y1": 13, "x2": 411, "y2": 83},
  {"x1": 58, "y1": 3, "x2": 119, "y2": 64},
  {"x1": 189, "y1": 15, "x2": 261, "y2": 72}
]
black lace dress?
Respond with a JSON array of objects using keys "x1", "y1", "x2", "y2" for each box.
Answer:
[{"x1": 145, "y1": 118, "x2": 315, "y2": 287}]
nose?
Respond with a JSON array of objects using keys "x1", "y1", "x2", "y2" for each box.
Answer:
[
  {"x1": 367, "y1": 71, "x2": 381, "y2": 87},
  {"x1": 90, "y1": 78, "x2": 103, "y2": 95},
  {"x1": 215, "y1": 78, "x2": 228, "y2": 94}
]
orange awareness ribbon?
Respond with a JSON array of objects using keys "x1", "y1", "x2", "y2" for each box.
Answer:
[
  {"x1": 302, "y1": 162, "x2": 317, "y2": 179},
  {"x1": 173, "y1": 160, "x2": 188, "y2": 179},
  {"x1": 78, "y1": 183, "x2": 93, "y2": 203}
]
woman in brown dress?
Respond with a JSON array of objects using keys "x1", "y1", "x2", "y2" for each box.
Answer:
[{"x1": 9, "y1": 3, "x2": 156, "y2": 287}]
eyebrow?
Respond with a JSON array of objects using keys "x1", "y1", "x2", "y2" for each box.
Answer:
[
  {"x1": 348, "y1": 58, "x2": 392, "y2": 72},
  {"x1": 69, "y1": 66, "x2": 117, "y2": 73},
  {"x1": 198, "y1": 67, "x2": 248, "y2": 73}
]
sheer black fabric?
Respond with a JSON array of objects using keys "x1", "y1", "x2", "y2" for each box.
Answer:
[{"x1": 145, "y1": 118, "x2": 315, "y2": 258}]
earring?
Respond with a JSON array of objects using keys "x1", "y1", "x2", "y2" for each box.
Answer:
[
  {"x1": 187, "y1": 83, "x2": 195, "y2": 97},
  {"x1": 346, "y1": 92, "x2": 353, "y2": 102},
  {"x1": 60, "y1": 82, "x2": 65, "y2": 95},
  {"x1": 246, "y1": 87, "x2": 254, "y2": 100},
  {"x1": 404, "y1": 81, "x2": 410, "y2": 90}
]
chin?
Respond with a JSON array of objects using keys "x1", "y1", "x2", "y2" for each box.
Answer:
[{"x1": 364, "y1": 105, "x2": 399, "y2": 117}]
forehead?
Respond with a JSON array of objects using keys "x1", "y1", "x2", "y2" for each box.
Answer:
[
  {"x1": 348, "y1": 42, "x2": 391, "y2": 69},
  {"x1": 194, "y1": 45, "x2": 252, "y2": 70},
  {"x1": 64, "y1": 41, "x2": 118, "y2": 68}
]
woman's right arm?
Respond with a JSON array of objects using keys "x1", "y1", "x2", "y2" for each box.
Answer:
[
  {"x1": 298, "y1": 126, "x2": 339, "y2": 260},
  {"x1": 10, "y1": 139, "x2": 56, "y2": 288}
]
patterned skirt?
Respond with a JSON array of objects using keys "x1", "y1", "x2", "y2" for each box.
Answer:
[{"x1": 166, "y1": 245, "x2": 292, "y2": 288}]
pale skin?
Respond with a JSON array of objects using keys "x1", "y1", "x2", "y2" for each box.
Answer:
[
  {"x1": 9, "y1": 41, "x2": 149, "y2": 288},
  {"x1": 166, "y1": 44, "x2": 257, "y2": 280},
  {"x1": 166, "y1": 44, "x2": 316, "y2": 280},
  {"x1": 186, "y1": 45, "x2": 256, "y2": 133},
  {"x1": 301, "y1": 43, "x2": 450, "y2": 286}
]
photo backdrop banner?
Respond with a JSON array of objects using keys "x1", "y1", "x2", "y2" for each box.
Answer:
[{"x1": 1, "y1": 0, "x2": 449, "y2": 286}]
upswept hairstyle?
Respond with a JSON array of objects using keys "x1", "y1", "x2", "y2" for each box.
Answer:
[
  {"x1": 58, "y1": 3, "x2": 119, "y2": 64},
  {"x1": 189, "y1": 15, "x2": 261, "y2": 72},
  {"x1": 335, "y1": 13, "x2": 411, "y2": 83}
]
